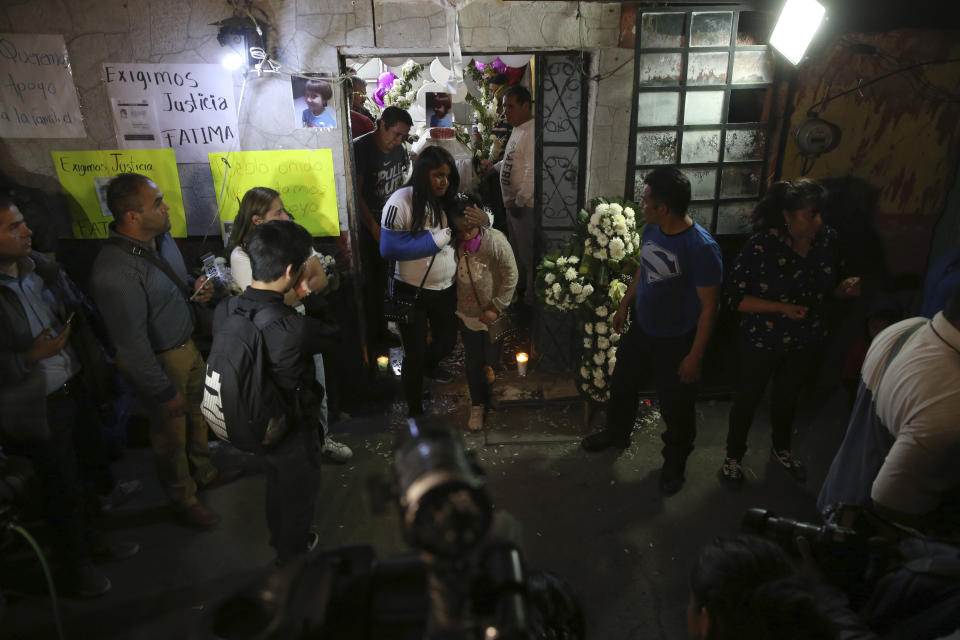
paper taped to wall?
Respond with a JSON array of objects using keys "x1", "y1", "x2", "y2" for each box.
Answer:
[
  {"x1": 209, "y1": 149, "x2": 340, "y2": 238},
  {"x1": 0, "y1": 33, "x2": 86, "y2": 138},
  {"x1": 52, "y1": 149, "x2": 187, "y2": 239},
  {"x1": 103, "y1": 63, "x2": 240, "y2": 163}
]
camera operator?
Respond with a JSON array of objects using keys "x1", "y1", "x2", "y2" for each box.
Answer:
[
  {"x1": 688, "y1": 535, "x2": 876, "y2": 640},
  {"x1": 818, "y1": 284, "x2": 960, "y2": 537}
]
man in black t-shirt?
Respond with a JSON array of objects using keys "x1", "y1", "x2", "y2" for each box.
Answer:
[{"x1": 353, "y1": 106, "x2": 413, "y2": 357}]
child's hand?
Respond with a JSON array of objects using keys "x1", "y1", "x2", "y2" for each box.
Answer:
[{"x1": 479, "y1": 308, "x2": 499, "y2": 325}]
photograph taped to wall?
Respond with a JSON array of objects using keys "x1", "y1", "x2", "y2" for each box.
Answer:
[
  {"x1": 426, "y1": 92, "x2": 454, "y2": 127},
  {"x1": 292, "y1": 74, "x2": 337, "y2": 129},
  {"x1": 110, "y1": 98, "x2": 160, "y2": 148},
  {"x1": 93, "y1": 176, "x2": 117, "y2": 217}
]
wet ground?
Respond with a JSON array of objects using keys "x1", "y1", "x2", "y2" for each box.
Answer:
[{"x1": 0, "y1": 357, "x2": 849, "y2": 640}]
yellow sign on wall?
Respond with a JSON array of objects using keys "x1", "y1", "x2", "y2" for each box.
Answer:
[
  {"x1": 52, "y1": 149, "x2": 186, "y2": 239},
  {"x1": 208, "y1": 149, "x2": 340, "y2": 237}
]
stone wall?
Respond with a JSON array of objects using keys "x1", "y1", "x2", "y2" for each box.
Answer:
[{"x1": 0, "y1": 0, "x2": 630, "y2": 237}]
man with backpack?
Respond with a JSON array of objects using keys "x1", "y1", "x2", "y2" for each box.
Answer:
[{"x1": 203, "y1": 220, "x2": 339, "y2": 564}]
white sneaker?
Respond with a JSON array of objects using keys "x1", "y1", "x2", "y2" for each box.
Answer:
[
  {"x1": 321, "y1": 438, "x2": 353, "y2": 463},
  {"x1": 468, "y1": 406, "x2": 485, "y2": 432}
]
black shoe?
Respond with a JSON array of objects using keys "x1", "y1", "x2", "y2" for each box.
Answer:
[
  {"x1": 91, "y1": 540, "x2": 140, "y2": 564},
  {"x1": 581, "y1": 430, "x2": 630, "y2": 452},
  {"x1": 659, "y1": 461, "x2": 686, "y2": 496},
  {"x1": 771, "y1": 448, "x2": 807, "y2": 483},
  {"x1": 718, "y1": 457, "x2": 744, "y2": 490},
  {"x1": 427, "y1": 366, "x2": 456, "y2": 384}
]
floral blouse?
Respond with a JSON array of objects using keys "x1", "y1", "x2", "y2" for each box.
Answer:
[{"x1": 725, "y1": 226, "x2": 841, "y2": 352}]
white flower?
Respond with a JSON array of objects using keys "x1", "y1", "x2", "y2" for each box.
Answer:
[
  {"x1": 580, "y1": 366, "x2": 590, "y2": 378},
  {"x1": 557, "y1": 256, "x2": 567, "y2": 266},
  {"x1": 592, "y1": 352, "x2": 605, "y2": 365},
  {"x1": 589, "y1": 213, "x2": 600, "y2": 226},
  {"x1": 564, "y1": 267, "x2": 577, "y2": 281},
  {"x1": 567, "y1": 256, "x2": 579, "y2": 264},
  {"x1": 570, "y1": 282, "x2": 583, "y2": 295},
  {"x1": 544, "y1": 273, "x2": 556, "y2": 284},
  {"x1": 608, "y1": 359, "x2": 616, "y2": 374},
  {"x1": 596, "y1": 322, "x2": 608, "y2": 335},
  {"x1": 595, "y1": 378, "x2": 606, "y2": 388},
  {"x1": 595, "y1": 203, "x2": 610, "y2": 216},
  {"x1": 584, "y1": 322, "x2": 593, "y2": 334},
  {"x1": 597, "y1": 336, "x2": 610, "y2": 349},
  {"x1": 612, "y1": 214, "x2": 626, "y2": 227},
  {"x1": 597, "y1": 235, "x2": 609, "y2": 247},
  {"x1": 610, "y1": 203, "x2": 623, "y2": 215},
  {"x1": 626, "y1": 242, "x2": 634, "y2": 253},
  {"x1": 581, "y1": 383, "x2": 590, "y2": 391},
  {"x1": 613, "y1": 222, "x2": 627, "y2": 235},
  {"x1": 583, "y1": 284, "x2": 594, "y2": 296},
  {"x1": 582, "y1": 339, "x2": 592, "y2": 350},
  {"x1": 595, "y1": 305, "x2": 608, "y2": 317},
  {"x1": 610, "y1": 332, "x2": 621, "y2": 343},
  {"x1": 607, "y1": 347, "x2": 617, "y2": 358},
  {"x1": 609, "y1": 238, "x2": 625, "y2": 260},
  {"x1": 594, "y1": 366, "x2": 604, "y2": 379},
  {"x1": 624, "y1": 207, "x2": 635, "y2": 218},
  {"x1": 552, "y1": 283, "x2": 561, "y2": 294}
]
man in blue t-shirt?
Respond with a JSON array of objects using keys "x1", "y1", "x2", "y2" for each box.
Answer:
[{"x1": 582, "y1": 166, "x2": 722, "y2": 496}]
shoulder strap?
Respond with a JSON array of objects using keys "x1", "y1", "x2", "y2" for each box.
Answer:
[
  {"x1": 879, "y1": 321, "x2": 927, "y2": 380},
  {"x1": 414, "y1": 253, "x2": 438, "y2": 301},
  {"x1": 108, "y1": 236, "x2": 191, "y2": 300},
  {"x1": 459, "y1": 248, "x2": 487, "y2": 308}
]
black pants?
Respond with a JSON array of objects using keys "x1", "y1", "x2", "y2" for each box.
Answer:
[
  {"x1": 726, "y1": 342, "x2": 817, "y2": 460},
  {"x1": 4, "y1": 382, "x2": 102, "y2": 572},
  {"x1": 460, "y1": 320, "x2": 500, "y2": 407},
  {"x1": 606, "y1": 324, "x2": 698, "y2": 463},
  {"x1": 359, "y1": 226, "x2": 389, "y2": 353},
  {"x1": 396, "y1": 282, "x2": 458, "y2": 416},
  {"x1": 263, "y1": 427, "x2": 321, "y2": 564}
]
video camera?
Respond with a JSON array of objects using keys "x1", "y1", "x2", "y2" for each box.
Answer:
[{"x1": 210, "y1": 418, "x2": 540, "y2": 640}]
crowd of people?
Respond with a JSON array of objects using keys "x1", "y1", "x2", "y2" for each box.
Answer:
[{"x1": 1, "y1": 73, "x2": 958, "y2": 639}]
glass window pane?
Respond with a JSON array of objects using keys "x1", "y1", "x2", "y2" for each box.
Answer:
[
  {"x1": 728, "y1": 88, "x2": 771, "y2": 123},
  {"x1": 724, "y1": 129, "x2": 767, "y2": 162},
  {"x1": 687, "y1": 52, "x2": 729, "y2": 85},
  {"x1": 638, "y1": 53, "x2": 683, "y2": 86},
  {"x1": 637, "y1": 92, "x2": 679, "y2": 126},
  {"x1": 720, "y1": 166, "x2": 762, "y2": 199},
  {"x1": 683, "y1": 91, "x2": 724, "y2": 125},
  {"x1": 690, "y1": 12, "x2": 732, "y2": 47},
  {"x1": 717, "y1": 202, "x2": 755, "y2": 235},
  {"x1": 640, "y1": 12, "x2": 686, "y2": 48},
  {"x1": 732, "y1": 50, "x2": 774, "y2": 84},
  {"x1": 681, "y1": 168, "x2": 717, "y2": 200},
  {"x1": 681, "y1": 130, "x2": 721, "y2": 163},
  {"x1": 737, "y1": 11, "x2": 772, "y2": 46},
  {"x1": 634, "y1": 169, "x2": 652, "y2": 199},
  {"x1": 688, "y1": 204, "x2": 714, "y2": 231},
  {"x1": 636, "y1": 131, "x2": 678, "y2": 165}
]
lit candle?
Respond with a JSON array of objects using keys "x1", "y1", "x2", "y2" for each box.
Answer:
[
  {"x1": 377, "y1": 355, "x2": 390, "y2": 373},
  {"x1": 516, "y1": 352, "x2": 529, "y2": 376}
]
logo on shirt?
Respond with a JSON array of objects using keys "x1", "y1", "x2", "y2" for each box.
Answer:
[
  {"x1": 383, "y1": 205, "x2": 400, "y2": 230},
  {"x1": 641, "y1": 241, "x2": 682, "y2": 284}
]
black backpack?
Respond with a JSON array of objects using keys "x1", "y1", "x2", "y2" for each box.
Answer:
[{"x1": 201, "y1": 297, "x2": 293, "y2": 453}]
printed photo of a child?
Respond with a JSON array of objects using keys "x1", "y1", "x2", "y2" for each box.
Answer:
[
  {"x1": 292, "y1": 75, "x2": 337, "y2": 129},
  {"x1": 426, "y1": 92, "x2": 453, "y2": 127}
]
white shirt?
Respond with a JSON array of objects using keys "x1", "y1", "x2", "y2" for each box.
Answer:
[
  {"x1": 381, "y1": 186, "x2": 455, "y2": 291},
  {"x1": 229, "y1": 246, "x2": 252, "y2": 290},
  {"x1": 499, "y1": 118, "x2": 535, "y2": 209}
]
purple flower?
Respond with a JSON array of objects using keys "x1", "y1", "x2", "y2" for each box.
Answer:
[
  {"x1": 374, "y1": 71, "x2": 396, "y2": 107},
  {"x1": 491, "y1": 59, "x2": 507, "y2": 73}
]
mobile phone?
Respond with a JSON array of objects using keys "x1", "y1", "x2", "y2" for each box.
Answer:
[{"x1": 64, "y1": 312, "x2": 76, "y2": 325}]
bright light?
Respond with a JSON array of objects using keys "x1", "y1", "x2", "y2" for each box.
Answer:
[
  {"x1": 770, "y1": 0, "x2": 826, "y2": 65},
  {"x1": 221, "y1": 52, "x2": 244, "y2": 70}
]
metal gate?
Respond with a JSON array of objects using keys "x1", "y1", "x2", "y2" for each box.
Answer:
[{"x1": 534, "y1": 52, "x2": 589, "y2": 370}]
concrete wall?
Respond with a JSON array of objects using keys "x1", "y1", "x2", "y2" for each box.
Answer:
[
  {"x1": 0, "y1": 0, "x2": 629, "y2": 239},
  {"x1": 780, "y1": 29, "x2": 960, "y2": 276}
]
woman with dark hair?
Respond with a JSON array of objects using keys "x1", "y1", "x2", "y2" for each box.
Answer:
[
  {"x1": 720, "y1": 179, "x2": 861, "y2": 487},
  {"x1": 448, "y1": 194, "x2": 517, "y2": 431},
  {"x1": 380, "y1": 146, "x2": 486, "y2": 417},
  {"x1": 687, "y1": 536, "x2": 840, "y2": 640},
  {"x1": 228, "y1": 187, "x2": 352, "y2": 463}
]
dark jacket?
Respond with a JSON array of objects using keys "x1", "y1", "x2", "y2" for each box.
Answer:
[
  {"x1": 0, "y1": 252, "x2": 113, "y2": 438},
  {"x1": 213, "y1": 287, "x2": 340, "y2": 428}
]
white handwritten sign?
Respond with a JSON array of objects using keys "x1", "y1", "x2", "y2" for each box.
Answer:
[
  {"x1": 0, "y1": 34, "x2": 85, "y2": 138},
  {"x1": 103, "y1": 63, "x2": 239, "y2": 163}
]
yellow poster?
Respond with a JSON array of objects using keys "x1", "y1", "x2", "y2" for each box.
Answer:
[
  {"x1": 208, "y1": 149, "x2": 340, "y2": 237},
  {"x1": 52, "y1": 149, "x2": 186, "y2": 239}
]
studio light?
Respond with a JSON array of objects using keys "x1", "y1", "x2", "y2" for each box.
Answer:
[
  {"x1": 770, "y1": 0, "x2": 826, "y2": 65},
  {"x1": 221, "y1": 52, "x2": 244, "y2": 71}
]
